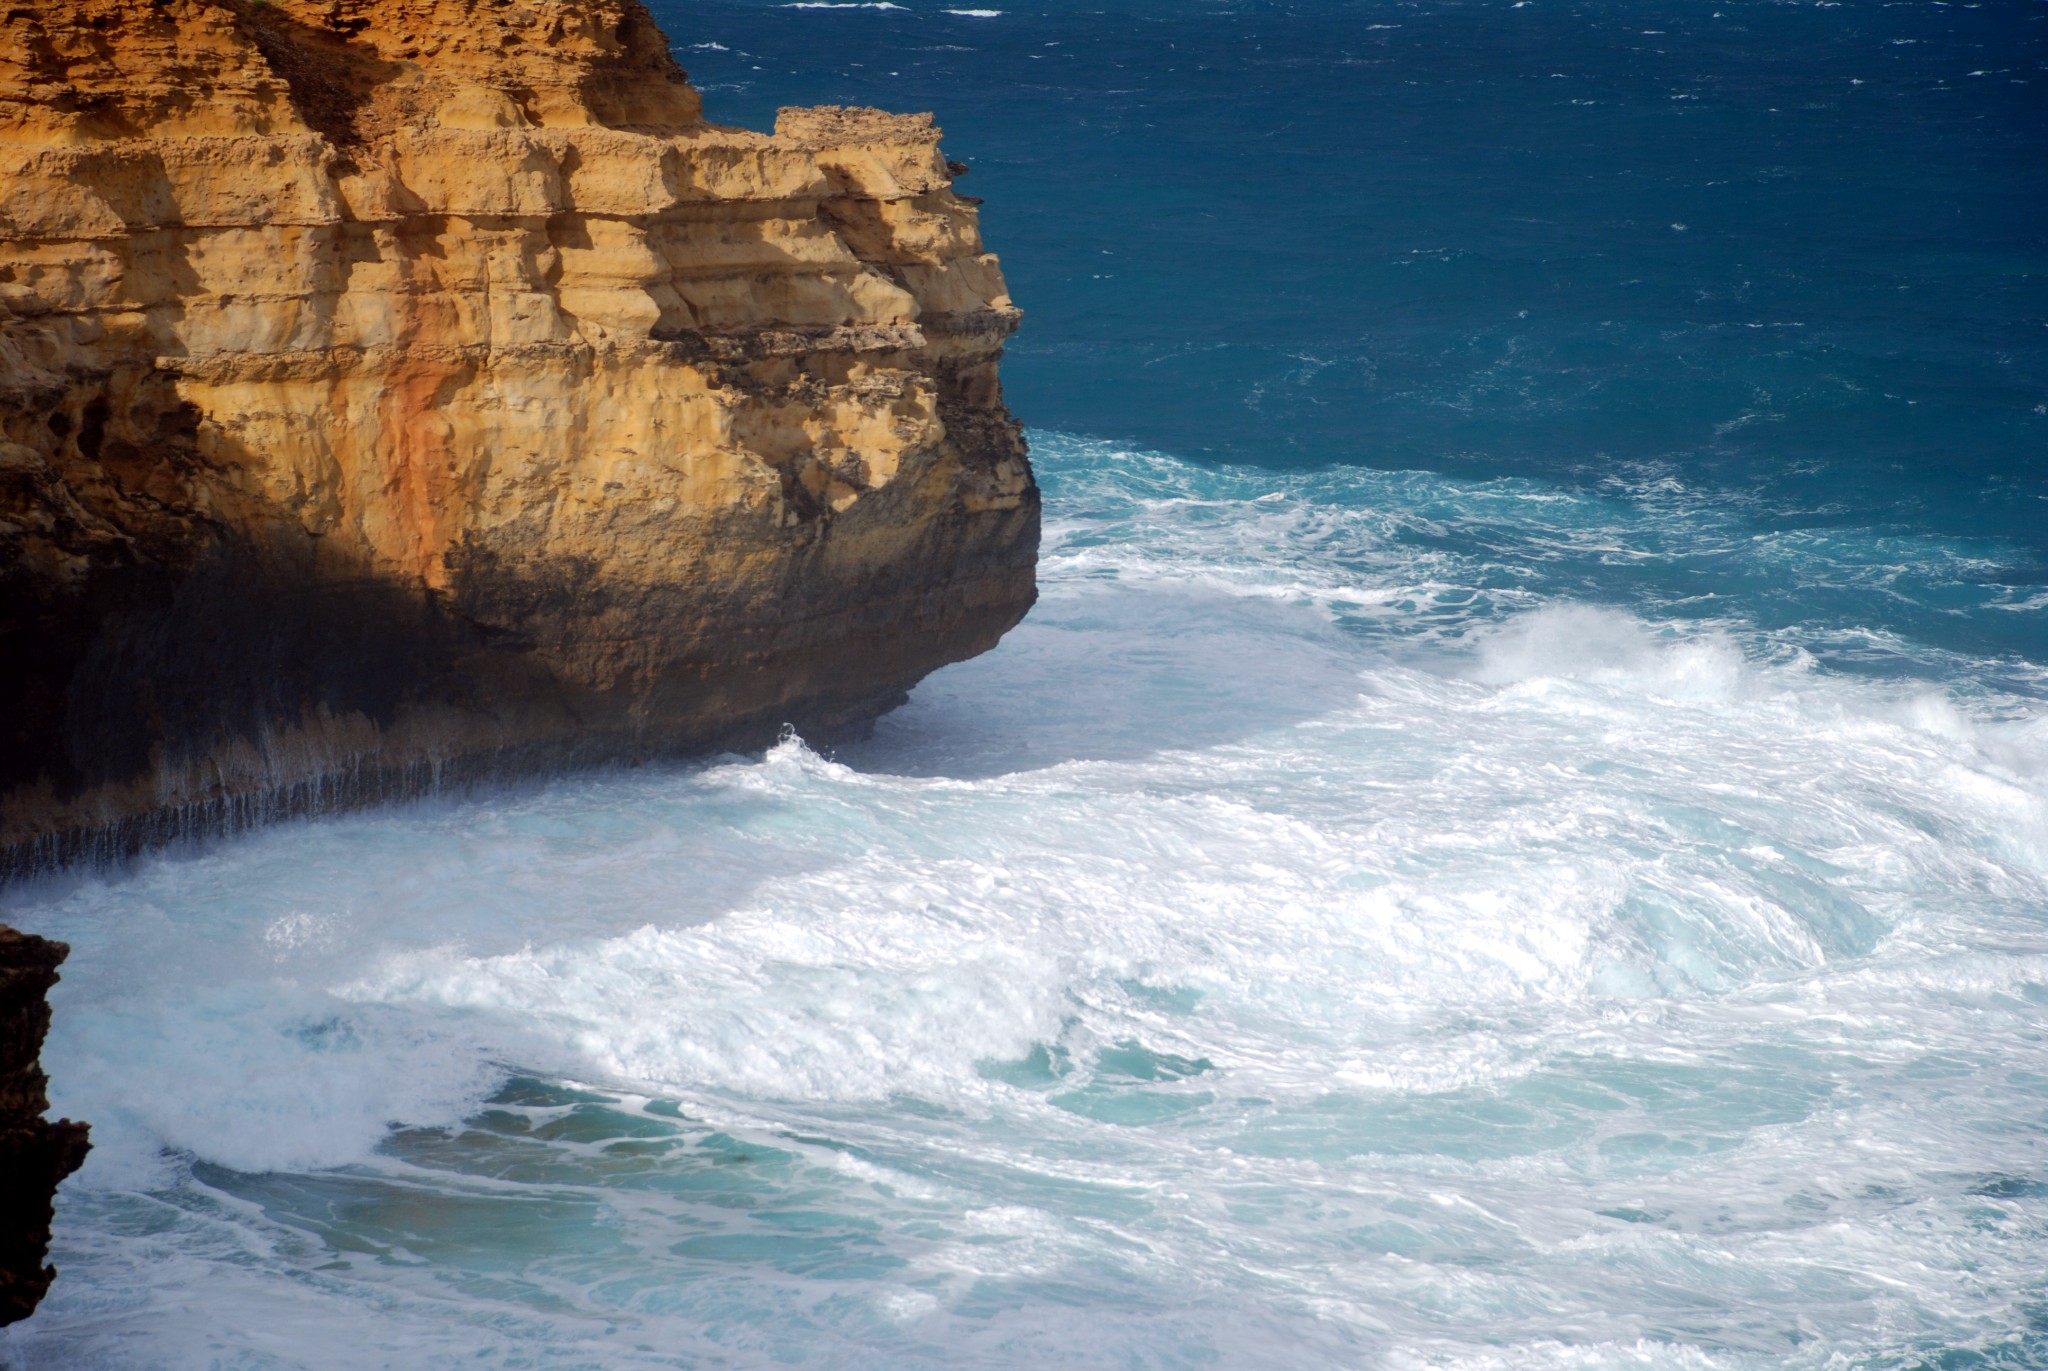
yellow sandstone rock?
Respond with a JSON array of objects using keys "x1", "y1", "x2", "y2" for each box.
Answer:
[{"x1": 0, "y1": 0, "x2": 1038, "y2": 870}]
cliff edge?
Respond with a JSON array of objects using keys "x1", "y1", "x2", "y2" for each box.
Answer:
[
  {"x1": 0, "y1": 0, "x2": 1038, "y2": 870},
  {"x1": 0, "y1": 926, "x2": 88, "y2": 1325}
]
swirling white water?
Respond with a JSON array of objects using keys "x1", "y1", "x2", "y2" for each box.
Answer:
[{"x1": 5, "y1": 434, "x2": 2046, "y2": 1369}]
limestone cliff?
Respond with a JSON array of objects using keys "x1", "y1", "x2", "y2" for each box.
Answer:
[
  {"x1": 0, "y1": 0, "x2": 1038, "y2": 870},
  {"x1": 0, "y1": 926, "x2": 89, "y2": 1325}
]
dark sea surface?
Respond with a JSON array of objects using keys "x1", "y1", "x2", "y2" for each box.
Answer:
[{"x1": 5, "y1": 4, "x2": 2047, "y2": 1369}]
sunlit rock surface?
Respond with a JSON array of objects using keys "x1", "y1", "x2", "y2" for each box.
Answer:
[{"x1": 0, "y1": 0, "x2": 1038, "y2": 869}]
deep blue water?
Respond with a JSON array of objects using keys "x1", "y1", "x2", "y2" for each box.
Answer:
[
  {"x1": 4, "y1": 4, "x2": 2047, "y2": 1369},
  {"x1": 676, "y1": 0, "x2": 2048, "y2": 664}
]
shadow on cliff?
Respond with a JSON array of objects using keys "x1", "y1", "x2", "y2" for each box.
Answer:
[
  {"x1": 834, "y1": 580, "x2": 1369, "y2": 781},
  {"x1": 2, "y1": 516, "x2": 1030, "y2": 878},
  {"x1": 1, "y1": 534, "x2": 559, "y2": 873},
  {"x1": 234, "y1": 1, "x2": 406, "y2": 149}
]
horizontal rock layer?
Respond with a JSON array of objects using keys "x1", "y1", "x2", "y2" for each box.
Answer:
[{"x1": 0, "y1": 0, "x2": 1038, "y2": 871}]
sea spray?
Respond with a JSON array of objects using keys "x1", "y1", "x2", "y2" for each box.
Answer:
[{"x1": 5, "y1": 435, "x2": 2044, "y2": 1369}]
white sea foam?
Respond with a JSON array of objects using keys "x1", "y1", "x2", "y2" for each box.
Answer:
[{"x1": 5, "y1": 434, "x2": 2045, "y2": 1369}]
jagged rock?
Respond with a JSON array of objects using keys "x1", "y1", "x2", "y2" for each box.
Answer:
[
  {"x1": 0, "y1": 0, "x2": 1039, "y2": 871},
  {"x1": 0, "y1": 926, "x2": 89, "y2": 1326}
]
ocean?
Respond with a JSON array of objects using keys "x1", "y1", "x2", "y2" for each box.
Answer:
[{"x1": 4, "y1": 1, "x2": 2046, "y2": 1367}]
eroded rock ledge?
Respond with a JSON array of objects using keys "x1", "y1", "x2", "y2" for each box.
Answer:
[
  {"x1": 0, "y1": 1, "x2": 1039, "y2": 871},
  {"x1": 0, "y1": 926, "x2": 89, "y2": 1325}
]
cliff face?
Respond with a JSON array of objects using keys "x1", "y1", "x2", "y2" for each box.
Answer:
[
  {"x1": 0, "y1": 926, "x2": 89, "y2": 1325},
  {"x1": 0, "y1": 0, "x2": 1038, "y2": 868}
]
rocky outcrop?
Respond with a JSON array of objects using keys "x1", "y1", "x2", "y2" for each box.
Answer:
[
  {"x1": 0, "y1": 926, "x2": 88, "y2": 1325},
  {"x1": 0, "y1": 0, "x2": 1038, "y2": 871}
]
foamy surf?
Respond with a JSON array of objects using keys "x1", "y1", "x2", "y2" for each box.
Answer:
[{"x1": 4, "y1": 434, "x2": 2045, "y2": 1369}]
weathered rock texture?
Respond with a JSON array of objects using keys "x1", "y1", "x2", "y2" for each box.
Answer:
[
  {"x1": 0, "y1": 0, "x2": 1037, "y2": 871},
  {"x1": 0, "y1": 926, "x2": 89, "y2": 1325}
]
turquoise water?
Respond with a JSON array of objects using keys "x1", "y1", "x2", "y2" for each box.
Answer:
[
  {"x1": 6, "y1": 437, "x2": 2047, "y2": 1368},
  {"x1": 6, "y1": 2, "x2": 2048, "y2": 1367}
]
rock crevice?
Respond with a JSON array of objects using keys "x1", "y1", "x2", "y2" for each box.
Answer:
[{"x1": 0, "y1": 0, "x2": 1039, "y2": 871}]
